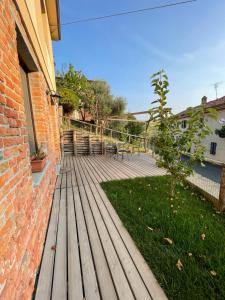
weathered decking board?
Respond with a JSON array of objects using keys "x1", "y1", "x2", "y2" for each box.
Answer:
[{"x1": 35, "y1": 154, "x2": 167, "y2": 300}]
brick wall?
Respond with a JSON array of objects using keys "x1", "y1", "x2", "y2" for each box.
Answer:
[{"x1": 0, "y1": 1, "x2": 60, "y2": 299}]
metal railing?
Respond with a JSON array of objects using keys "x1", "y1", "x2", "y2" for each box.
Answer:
[
  {"x1": 186, "y1": 158, "x2": 225, "y2": 211},
  {"x1": 61, "y1": 116, "x2": 151, "y2": 151}
]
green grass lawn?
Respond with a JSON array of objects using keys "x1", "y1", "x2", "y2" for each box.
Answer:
[{"x1": 101, "y1": 176, "x2": 225, "y2": 300}]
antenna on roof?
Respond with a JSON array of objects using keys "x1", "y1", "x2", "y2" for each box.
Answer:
[{"x1": 212, "y1": 81, "x2": 223, "y2": 99}]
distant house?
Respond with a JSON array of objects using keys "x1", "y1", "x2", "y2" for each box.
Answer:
[
  {"x1": 0, "y1": 1, "x2": 61, "y2": 299},
  {"x1": 178, "y1": 96, "x2": 225, "y2": 163}
]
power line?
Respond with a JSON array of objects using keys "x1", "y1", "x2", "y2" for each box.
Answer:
[{"x1": 51, "y1": 0, "x2": 197, "y2": 27}]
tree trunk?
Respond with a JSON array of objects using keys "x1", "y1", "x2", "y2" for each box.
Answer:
[
  {"x1": 170, "y1": 177, "x2": 176, "y2": 198},
  {"x1": 218, "y1": 166, "x2": 225, "y2": 211},
  {"x1": 79, "y1": 109, "x2": 85, "y2": 121}
]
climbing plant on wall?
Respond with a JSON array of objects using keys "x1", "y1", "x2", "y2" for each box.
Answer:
[{"x1": 215, "y1": 126, "x2": 225, "y2": 138}]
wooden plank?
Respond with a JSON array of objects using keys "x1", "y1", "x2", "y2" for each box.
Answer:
[
  {"x1": 55, "y1": 174, "x2": 62, "y2": 189},
  {"x1": 95, "y1": 156, "x2": 136, "y2": 179},
  {"x1": 80, "y1": 156, "x2": 108, "y2": 182},
  {"x1": 73, "y1": 187, "x2": 101, "y2": 300},
  {"x1": 69, "y1": 156, "x2": 78, "y2": 187},
  {"x1": 35, "y1": 189, "x2": 60, "y2": 300},
  {"x1": 36, "y1": 154, "x2": 167, "y2": 300},
  {"x1": 92, "y1": 156, "x2": 124, "y2": 180},
  {"x1": 94, "y1": 156, "x2": 129, "y2": 180},
  {"x1": 84, "y1": 156, "x2": 112, "y2": 181},
  {"x1": 95, "y1": 156, "x2": 123, "y2": 180},
  {"x1": 113, "y1": 157, "x2": 148, "y2": 177},
  {"x1": 83, "y1": 186, "x2": 135, "y2": 300},
  {"x1": 71, "y1": 157, "x2": 83, "y2": 187},
  {"x1": 79, "y1": 185, "x2": 118, "y2": 300},
  {"x1": 74, "y1": 157, "x2": 89, "y2": 187},
  {"x1": 89, "y1": 184, "x2": 151, "y2": 300},
  {"x1": 51, "y1": 188, "x2": 67, "y2": 300},
  {"x1": 67, "y1": 187, "x2": 83, "y2": 300},
  {"x1": 116, "y1": 159, "x2": 150, "y2": 177},
  {"x1": 79, "y1": 156, "x2": 100, "y2": 184},
  {"x1": 95, "y1": 184, "x2": 168, "y2": 300},
  {"x1": 65, "y1": 156, "x2": 72, "y2": 188},
  {"x1": 84, "y1": 156, "x2": 108, "y2": 182},
  {"x1": 61, "y1": 157, "x2": 67, "y2": 189}
]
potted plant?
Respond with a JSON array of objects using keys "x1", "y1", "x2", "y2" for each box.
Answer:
[{"x1": 31, "y1": 146, "x2": 47, "y2": 173}]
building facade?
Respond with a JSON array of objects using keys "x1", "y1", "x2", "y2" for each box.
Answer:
[
  {"x1": 179, "y1": 96, "x2": 225, "y2": 163},
  {"x1": 0, "y1": 0, "x2": 61, "y2": 299}
]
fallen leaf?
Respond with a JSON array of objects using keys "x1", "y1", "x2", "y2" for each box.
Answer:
[
  {"x1": 147, "y1": 226, "x2": 154, "y2": 231},
  {"x1": 210, "y1": 270, "x2": 217, "y2": 276},
  {"x1": 201, "y1": 233, "x2": 206, "y2": 240},
  {"x1": 164, "y1": 237, "x2": 173, "y2": 245},
  {"x1": 176, "y1": 259, "x2": 183, "y2": 271}
]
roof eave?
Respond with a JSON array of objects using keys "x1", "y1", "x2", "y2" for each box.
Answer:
[{"x1": 45, "y1": 0, "x2": 61, "y2": 41}]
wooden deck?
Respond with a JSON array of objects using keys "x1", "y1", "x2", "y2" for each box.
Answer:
[{"x1": 35, "y1": 154, "x2": 167, "y2": 300}]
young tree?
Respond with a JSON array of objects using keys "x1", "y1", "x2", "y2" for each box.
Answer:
[{"x1": 149, "y1": 70, "x2": 217, "y2": 196}]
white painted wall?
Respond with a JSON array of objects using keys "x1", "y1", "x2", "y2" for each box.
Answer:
[
  {"x1": 203, "y1": 111, "x2": 225, "y2": 162},
  {"x1": 180, "y1": 110, "x2": 225, "y2": 163}
]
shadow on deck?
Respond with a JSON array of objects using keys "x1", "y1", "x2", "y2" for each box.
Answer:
[{"x1": 34, "y1": 154, "x2": 167, "y2": 300}]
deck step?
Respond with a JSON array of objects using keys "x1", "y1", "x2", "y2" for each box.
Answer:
[{"x1": 63, "y1": 130, "x2": 104, "y2": 156}]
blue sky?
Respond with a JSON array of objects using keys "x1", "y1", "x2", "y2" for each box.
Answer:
[{"x1": 53, "y1": 0, "x2": 225, "y2": 118}]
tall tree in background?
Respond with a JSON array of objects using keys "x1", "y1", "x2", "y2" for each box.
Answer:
[
  {"x1": 91, "y1": 80, "x2": 113, "y2": 125},
  {"x1": 125, "y1": 121, "x2": 144, "y2": 137},
  {"x1": 112, "y1": 97, "x2": 127, "y2": 116},
  {"x1": 56, "y1": 64, "x2": 93, "y2": 118},
  {"x1": 91, "y1": 81, "x2": 127, "y2": 125},
  {"x1": 56, "y1": 64, "x2": 127, "y2": 126}
]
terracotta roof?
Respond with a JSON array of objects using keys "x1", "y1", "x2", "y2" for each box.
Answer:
[{"x1": 178, "y1": 96, "x2": 225, "y2": 118}]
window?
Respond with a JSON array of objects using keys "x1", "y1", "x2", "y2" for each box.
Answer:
[
  {"x1": 210, "y1": 142, "x2": 217, "y2": 155},
  {"x1": 17, "y1": 26, "x2": 38, "y2": 156},
  {"x1": 20, "y1": 66, "x2": 37, "y2": 154},
  {"x1": 181, "y1": 120, "x2": 187, "y2": 129}
]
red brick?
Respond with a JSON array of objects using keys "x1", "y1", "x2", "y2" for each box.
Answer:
[
  {"x1": 0, "y1": 1, "x2": 60, "y2": 299},
  {"x1": 0, "y1": 94, "x2": 6, "y2": 106}
]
